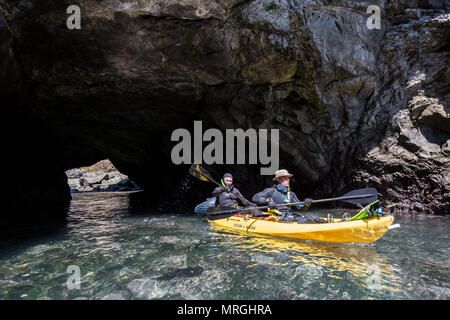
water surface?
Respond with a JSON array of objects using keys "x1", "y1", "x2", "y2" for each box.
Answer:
[{"x1": 0, "y1": 192, "x2": 448, "y2": 300}]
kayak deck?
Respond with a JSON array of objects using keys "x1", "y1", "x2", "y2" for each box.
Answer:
[{"x1": 208, "y1": 215, "x2": 394, "y2": 243}]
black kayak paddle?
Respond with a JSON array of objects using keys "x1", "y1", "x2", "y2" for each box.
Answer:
[{"x1": 204, "y1": 188, "x2": 378, "y2": 218}]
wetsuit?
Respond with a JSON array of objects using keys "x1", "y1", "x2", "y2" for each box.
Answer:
[
  {"x1": 252, "y1": 184, "x2": 326, "y2": 223},
  {"x1": 212, "y1": 185, "x2": 253, "y2": 208}
]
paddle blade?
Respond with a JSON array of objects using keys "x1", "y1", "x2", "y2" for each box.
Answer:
[
  {"x1": 341, "y1": 188, "x2": 378, "y2": 204},
  {"x1": 189, "y1": 164, "x2": 220, "y2": 185},
  {"x1": 206, "y1": 206, "x2": 239, "y2": 220}
]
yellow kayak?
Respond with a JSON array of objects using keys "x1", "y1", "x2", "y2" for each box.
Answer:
[{"x1": 208, "y1": 215, "x2": 394, "y2": 244}]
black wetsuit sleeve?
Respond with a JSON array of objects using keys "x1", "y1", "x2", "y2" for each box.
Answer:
[
  {"x1": 290, "y1": 191, "x2": 308, "y2": 211},
  {"x1": 212, "y1": 186, "x2": 223, "y2": 197},
  {"x1": 252, "y1": 188, "x2": 275, "y2": 205}
]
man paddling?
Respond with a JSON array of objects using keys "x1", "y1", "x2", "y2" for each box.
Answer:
[
  {"x1": 252, "y1": 169, "x2": 326, "y2": 223},
  {"x1": 212, "y1": 173, "x2": 254, "y2": 208}
]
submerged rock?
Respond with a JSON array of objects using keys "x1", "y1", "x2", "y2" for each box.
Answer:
[
  {"x1": 160, "y1": 254, "x2": 187, "y2": 268},
  {"x1": 127, "y1": 278, "x2": 168, "y2": 299},
  {"x1": 101, "y1": 292, "x2": 127, "y2": 300},
  {"x1": 159, "y1": 235, "x2": 179, "y2": 244},
  {"x1": 156, "y1": 266, "x2": 204, "y2": 281}
]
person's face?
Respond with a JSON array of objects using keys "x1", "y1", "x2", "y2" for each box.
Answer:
[
  {"x1": 224, "y1": 177, "x2": 233, "y2": 186},
  {"x1": 277, "y1": 176, "x2": 290, "y2": 187}
]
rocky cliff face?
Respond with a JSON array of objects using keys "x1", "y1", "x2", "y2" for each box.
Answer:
[
  {"x1": 0, "y1": 0, "x2": 448, "y2": 224},
  {"x1": 353, "y1": 6, "x2": 450, "y2": 214}
]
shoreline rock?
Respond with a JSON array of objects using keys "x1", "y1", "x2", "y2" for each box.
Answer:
[{"x1": 66, "y1": 160, "x2": 141, "y2": 193}]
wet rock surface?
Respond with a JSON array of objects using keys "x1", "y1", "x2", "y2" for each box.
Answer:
[
  {"x1": 0, "y1": 0, "x2": 448, "y2": 223},
  {"x1": 66, "y1": 159, "x2": 141, "y2": 193}
]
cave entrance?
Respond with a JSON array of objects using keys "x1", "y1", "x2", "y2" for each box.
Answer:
[{"x1": 65, "y1": 159, "x2": 141, "y2": 193}]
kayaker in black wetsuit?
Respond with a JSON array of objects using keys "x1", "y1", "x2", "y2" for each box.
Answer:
[
  {"x1": 212, "y1": 173, "x2": 254, "y2": 208},
  {"x1": 252, "y1": 169, "x2": 326, "y2": 223}
]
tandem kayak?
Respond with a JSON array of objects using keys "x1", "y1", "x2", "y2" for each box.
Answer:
[
  {"x1": 208, "y1": 214, "x2": 394, "y2": 243},
  {"x1": 207, "y1": 201, "x2": 396, "y2": 243}
]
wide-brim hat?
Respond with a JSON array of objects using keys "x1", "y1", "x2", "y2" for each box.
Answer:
[{"x1": 272, "y1": 169, "x2": 293, "y2": 181}]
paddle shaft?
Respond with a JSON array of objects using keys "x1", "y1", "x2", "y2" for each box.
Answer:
[
  {"x1": 207, "y1": 192, "x2": 377, "y2": 216},
  {"x1": 307, "y1": 193, "x2": 377, "y2": 204},
  {"x1": 190, "y1": 164, "x2": 378, "y2": 217}
]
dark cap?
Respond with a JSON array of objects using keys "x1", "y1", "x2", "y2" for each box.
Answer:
[{"x1": 223, "y1": 173, "x2": 233, "y2": 179}]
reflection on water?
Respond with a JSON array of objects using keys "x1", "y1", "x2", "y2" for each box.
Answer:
[
  {"x1": 0, "y1": 192, "x2": 448, "y2": 300},
  {"x1": 211, "y1": 228, "x2": 402, "y2": 294}
]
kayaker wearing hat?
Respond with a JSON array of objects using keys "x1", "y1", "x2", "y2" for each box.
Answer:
[
  {"x1": 252, "y1": 169, "x2": 326, "y2": 223},
  {"x1": 212, "y1": 173, "x2": 254, "y2": 208}
]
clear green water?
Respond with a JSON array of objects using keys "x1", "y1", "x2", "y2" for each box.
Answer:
[{"x1": 0, "y1": 192, "x2": 448, "y2": 300}]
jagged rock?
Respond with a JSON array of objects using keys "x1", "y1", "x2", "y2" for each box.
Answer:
[
  {"x1": 65, "y1": 159, "x2": 140, "y2": 193},
  {"x1": 65, "y1": 169, "x2": 83, "y2": 179},
  {"x1": 67, "y1": 178, "x2": 82, "y2": 190},
  {"x1": 82, "y1": 186, "x2": 93, "y2": 192},
  {"x1": 84, "y1": 173, "x2": 109, "y2": 185}
]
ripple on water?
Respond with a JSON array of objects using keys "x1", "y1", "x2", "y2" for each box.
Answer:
[{"x1": 0, "y1": 192, "x2": 448, "y2": 300}]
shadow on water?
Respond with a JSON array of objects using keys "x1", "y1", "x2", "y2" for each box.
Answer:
[
  {"x1": 0, "y1": 225, "x2": 67, "y2": 259},
  {"x1": 208, "y1": 226, "x2": 403, "y2": 295},
  {"x1": 0, "y1": 189, "x2": 187, "y2": 258},
  {"x1": 0, "y1": 191, "x2": 140, "y2": 257},
  {"x1": 0, "y1": 211, "x2": 68, "y2": 257}
]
